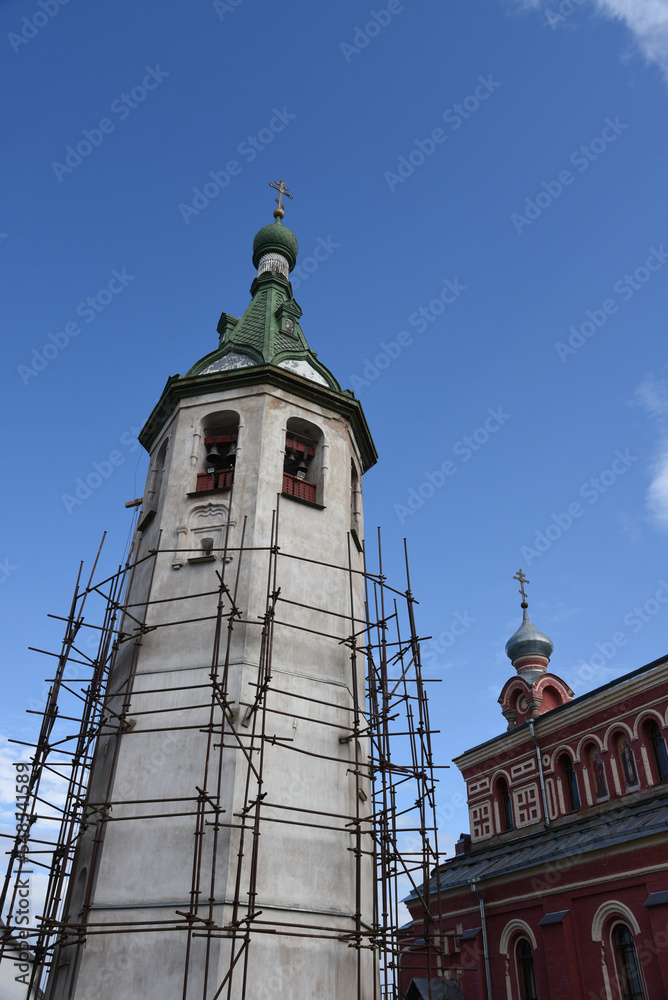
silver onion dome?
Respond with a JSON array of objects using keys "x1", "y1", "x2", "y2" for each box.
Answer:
[{"x1": 505, "y1": 608, "x2": 554, "y2": 662}]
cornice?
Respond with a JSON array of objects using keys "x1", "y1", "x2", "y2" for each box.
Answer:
[{"x1": 139, "y1": 365, "x2": 378, "y2": 473}]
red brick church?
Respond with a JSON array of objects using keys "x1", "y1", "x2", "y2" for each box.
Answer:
[{"x1": 400, "y1": 572, "x2": 668, "y2": 1000}]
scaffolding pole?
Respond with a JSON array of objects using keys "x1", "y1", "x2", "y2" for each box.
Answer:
[{"x1": 1, "y1": 517, "x2": 445, "y2": 1000}]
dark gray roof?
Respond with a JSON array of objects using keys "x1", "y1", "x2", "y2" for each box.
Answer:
[
  {"x1": 407, "y1": 978, "x2": 464, "y2": 1000},
  {"x1": 539, "y1": 910, "x2": 569, "y2": 925},
  {"x1": 645, "y1": 891, "x2": 668, "y2": 907},
  {"x1": 408, "y1": 787, "x2": 668, "y2": 900}
]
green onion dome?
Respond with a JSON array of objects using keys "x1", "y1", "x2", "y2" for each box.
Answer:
[{"x1": 252, "y1": 219, "x2": 298, "y2": 271}]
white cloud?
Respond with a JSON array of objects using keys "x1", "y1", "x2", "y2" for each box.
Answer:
[
  {"x1": 617, "y1": 510, "x2": 642, "y2": 543},
  {"x1": 0, "y1": 734, "x2": 72, "y2": 873},
  {"x1": 646, "y1": 450, "x2": 668, "y2": 527},
  {"x1": 0, "y1": 740, "x2": 30, "y2": 815},
  {"x1": 594, "y1": 0, "x2": 668, "y2": 80},
  {"x1": 505, "y1": 0, "x2": 668, "y2": 82},
  {"x1": 634, "y1": 373, "x2": 668, "y2": 420},
  {"x1": 634, "y1": 374, "x2": 668, "y2": 530}
]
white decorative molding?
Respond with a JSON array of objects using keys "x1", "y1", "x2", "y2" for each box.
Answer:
[
  {"x1": 503, "y1": 952, "x2": 512, "y2": 1000},
  {"x1": 202, "y1": 352, "x2": 254, "y2": 374},
  {"x1": 278, "y1": 358, "x2": 328, "y2": 386},
  {"x1": 499, "y1": 918, "x2": 537, "y2": 955},
  {"x1": 493, "y1": 799, "x2": 500, "y2": 835},
  {"x1": 550, "y1": 743, "x2": 580, "y2": 768},
  {"x1": 491, "y1": 768, "x2": 512, "y2": 786},
  {"x1": 602, "y1": 720, "x2": 634, "y2": 750},
  {"x1": 172, "y1": 524, "x2": 188, "y2": 570},
  {"x1": 576, "y1": 732, "x2": 604, "y2": 761},
  {"x1": 640, "y1": 745, "x2": 654, "y2": 786},
  {"x1": 352, "y1": 481, "x2": 362, "y2": 525},
  {"x1": 632, "y1": 708, "x2": 666, "y2": 740},
  {"x1": 591, "y1": 900, "x2": 641, "y2": 941},
  {"x1": 470, "y1": 801, "x2": 492, "y2": 840},
  {"x1": 468, "y1": 777, "x2": 490, "y2": 796},
  {"x1": 546, "y1": 777, "x2": 560, "y2": 820},
  {"x1": 321, "y1": 439, "x2": 330, "y2": 503},
  {"x1": 257, "y1": 252, "x2": 289, "y2": 279},
  {"x1": 190, "y1": 426, "x2": 201, "y2": 467},
  {"x1": 513, "y1": 783, "x2": 540, "y2": 826},
  {"x1": 582, "y1": 767, "x2": 593, "y2": 807},
  {"x1": 599, "y1": 939, "x2": 614, "y2": 1000},
  {"x1": 510, "y1": 758, "x2": 535, "y2": 779},
  {"x1": 172, "y1": 503, "x2": 234, "y2": 569},
  {"x1": 609, "y1": 756, "x2": 622, "y2": 797},
  {"x1": 235, "y1": 419, "x2": 244, "y2": 467}
]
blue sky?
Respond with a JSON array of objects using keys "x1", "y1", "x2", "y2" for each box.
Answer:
[{"x1": 2, "y1": 0, "x2": 668, "y2": 859}]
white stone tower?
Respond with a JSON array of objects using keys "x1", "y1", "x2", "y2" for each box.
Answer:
[{"x1": 48, "y1": 193, "x2": 379, "y2": 1000}]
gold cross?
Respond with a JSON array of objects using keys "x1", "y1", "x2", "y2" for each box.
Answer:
[
  {"x1": 269, "y1": 179, "x2": 293, "y2": 219},
  {"x1": 513, "y1": 568, "x2": 530, "y2": 607}
]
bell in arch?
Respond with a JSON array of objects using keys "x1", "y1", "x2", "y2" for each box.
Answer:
[{"x1": 206, "y1": 443, "x2": 223, "y2": 469}]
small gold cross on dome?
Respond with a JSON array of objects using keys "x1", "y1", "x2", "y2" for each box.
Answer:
[
  {"x1": 269, "y1": 179, "x2": 293, "y2": 219},
  {"x1": 513, "y1": 568, "x2": 530, "y2": 608}
]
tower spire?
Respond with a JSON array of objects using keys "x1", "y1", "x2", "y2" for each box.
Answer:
[
  {"x1": 179, "y1": 188, "x2": 348, "y2": 394},
  {"x1": 499, "y1": 570, "x2": 573, "y2": 727},
  {"x1": 513, "y1": 567, "x2": 530, "y2": 609},
  {"x1": 505, "y1": 571, "x2": 553, "y2": 667},
  {"x1": 269, "y1": 178, "x2": 292, "y2": 220}
]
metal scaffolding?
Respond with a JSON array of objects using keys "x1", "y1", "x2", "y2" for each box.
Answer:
[{"x1": 1, "y1": 502, "x2": 445, "y2": 1000}]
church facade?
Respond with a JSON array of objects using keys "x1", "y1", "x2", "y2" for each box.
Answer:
[{"x1": 400, "y1": 588, "x2": 668, "y2": 1000}]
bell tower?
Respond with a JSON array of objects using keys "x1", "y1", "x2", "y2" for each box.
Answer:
[{"x1": 47, "y1": 190, "x2": 380, "y2": 1000}]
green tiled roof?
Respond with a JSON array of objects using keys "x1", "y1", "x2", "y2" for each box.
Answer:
[{"x1": 186, "y1": 223, "x2": 340, "y2": 391}]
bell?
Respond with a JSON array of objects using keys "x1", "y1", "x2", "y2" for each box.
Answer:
[
  {"x1": 295, "y1": 460, "x2": 309, "y2": 481},
  {"x1": 206, "y1": 444, "x2": 223, "y2": 468},
  {"x1": 225, "y1": 442, "x2": 237, "y2": 465}
]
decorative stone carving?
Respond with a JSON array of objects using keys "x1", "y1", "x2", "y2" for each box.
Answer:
[{"x1": 171, "y1": 502, "x2": 233, "y2": 569}]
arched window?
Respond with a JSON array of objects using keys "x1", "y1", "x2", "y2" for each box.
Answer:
[
  {"x1": 69, "y1": 866, "x2": 89, "y2": 921},
  {"x1": 558, "y1": 753, "x2": 580, "y2": 812},
  {"x1": 613, "y1": 924, "x2": 646, "y2": 1000},
  {"x1": 140, "y1": 437, "x2": 169, "y2": 530},
  {"x1": 150, "y1": 438, "x2": 168, "y2": 507},
  {"x1": 197, "y1": 411, "x2": 239, "y2": 493},
  {"x1": 351, "y1": 460, "x2": 360, "y2": 523},
  {"x1": 495, "y1": 777, "x2": 513, "y2": 832},
  {"x1": 516, "y1": 937, "x2": 539, "y2": 1000},
  {"x1": 283, "y1": 417, "x2": 323, "y2": 505},
  {"x1": 586, "y1": 744, "x2": 609, "y2": 801},
  {"x1": 615, "y1": 734, "x2": 639, "y2": 792},
  {"x1": 645, "y1": 720, "x2": 668, "y2": 782}
]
